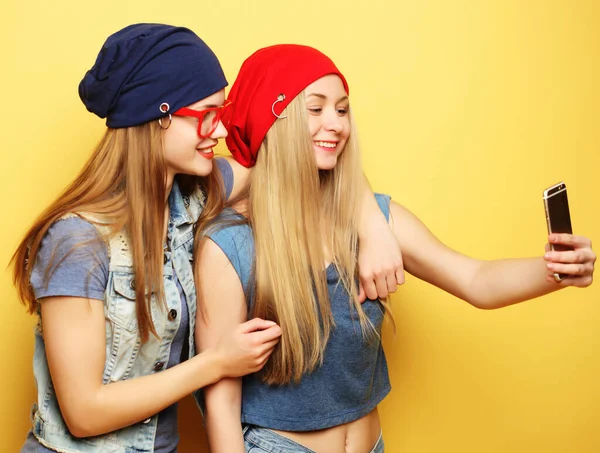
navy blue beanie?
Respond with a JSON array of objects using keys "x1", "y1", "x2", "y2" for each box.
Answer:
[{"x1": 79, "y1": 23, "x2": 228, "y2": 128}]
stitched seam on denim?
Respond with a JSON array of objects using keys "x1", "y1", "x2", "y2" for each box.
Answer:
[
  {"x1": 33, "y1": 432, "x2": 81, "y2": 453},
  {"x1": 246, "y1": 437, "x2": 273, "y2": 452},
  {"x1": 246, "y1": 430, "x2": 315, "y2": 453}
]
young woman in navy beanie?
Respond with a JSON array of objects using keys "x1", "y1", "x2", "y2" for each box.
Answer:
[
  {"x1": 11, "y1": 23, "x2": 284, "y2": 452},
  {"x1": 196, "y1": 44, "x2": 595, "y2": 453}
]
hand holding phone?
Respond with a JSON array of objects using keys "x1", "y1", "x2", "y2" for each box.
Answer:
[{"x1": 543, "y1": 182, "x2": 573, "y2": 281}]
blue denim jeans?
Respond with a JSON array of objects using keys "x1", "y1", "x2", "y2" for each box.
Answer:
[{"x1": 243, "y1": 425, "x2": 384, "y2": 453}]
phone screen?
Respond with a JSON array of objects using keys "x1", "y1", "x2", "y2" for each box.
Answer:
[{"x1": 545, "y1": 186, "x2": 573, "y2": 252}]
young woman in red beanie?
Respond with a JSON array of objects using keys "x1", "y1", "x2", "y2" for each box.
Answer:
[{"x1": 195, "y1": 45, "x2": 595, "y2": 453}]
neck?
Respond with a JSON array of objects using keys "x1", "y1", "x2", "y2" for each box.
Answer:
[{"x1": 165, "y1": 172, "x2": 175, "y2": 203}]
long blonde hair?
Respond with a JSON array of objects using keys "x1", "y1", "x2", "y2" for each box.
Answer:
[
  {"x1": 248, "y1": 94, "x2": 380, "y2": 385},
  {"x1": 11, "y1": 121, "x2": 223, "y2": 342}
]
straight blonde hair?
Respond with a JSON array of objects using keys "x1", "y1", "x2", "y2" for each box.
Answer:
[
  {"x1": 248, "y1": 94, "x2": 381, "y2": 385},
  {"x1": 11, "y1": 121, "x2": 223, "y2": 342}
]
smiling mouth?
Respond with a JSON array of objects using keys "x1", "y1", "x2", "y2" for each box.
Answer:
[
  {"x1": 197, "y1": 147, "x2": 215, "y2": 159},
  {"x1": 314, "y1": 141, "x2": 338, "y2": 151}
]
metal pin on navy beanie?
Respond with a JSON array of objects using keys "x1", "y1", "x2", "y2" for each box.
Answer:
[{"x1": 79, "y1": 23, "x2": 228, "y2": 128}]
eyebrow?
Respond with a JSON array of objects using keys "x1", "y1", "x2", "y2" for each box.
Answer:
[{"x1": 306, "y1": 93, "x2": 349, "y2": 103}]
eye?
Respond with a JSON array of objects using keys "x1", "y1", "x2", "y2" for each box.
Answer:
[
  {"x1": 337, "y1": 108, "x2": 348, "y2": 116},
  {"x1": 203, "y1": 111, "x2": 217, "y2": 123},
  {"x1": 307, "y1": 107, "x2": 322, "y2": 114}
]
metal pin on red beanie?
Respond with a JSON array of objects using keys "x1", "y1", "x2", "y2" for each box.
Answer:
[{"x1": 271, "y1": 94, "x2": 287, "y2": 119}]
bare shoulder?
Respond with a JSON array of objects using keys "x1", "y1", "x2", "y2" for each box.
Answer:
[
  {"x1": 388, "y1": 200, "x2": 434, "y2": 237},
  {"x1": 196, "y1": 236, "x2": 233, "y2": 269},
  {"x1": 195, "y1": 236, "x2": 245, "y2": 316},
  {"x1": 195, "y1": 236, "x2": 242, "y2": 294},
  {"x1": 388, "y1": 200, "x2": 413, "y2": 219}
]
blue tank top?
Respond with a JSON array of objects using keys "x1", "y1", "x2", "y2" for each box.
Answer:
[{"x1": 206, "y1": 194, "x2": 392, "y2": 431}]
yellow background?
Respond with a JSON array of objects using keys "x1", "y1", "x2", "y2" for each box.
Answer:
[{"x1": 1, "y1": 1, "x2": 599, "y2": 452}]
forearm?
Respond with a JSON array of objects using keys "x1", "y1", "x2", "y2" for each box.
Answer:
[
  {"x1": 65, "y1": 349, "x2": 223, "y2": 437},
  {"x1": 469, "y1": 257, "x2": 558, "y2": 309},
  {"x1": 204, "y1": 379, "x2": 245, "y2": 453}
]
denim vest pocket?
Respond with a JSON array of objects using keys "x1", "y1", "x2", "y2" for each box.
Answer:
[
  {"x1": 109, "y1": 273, "x2": 139, "y2": 332},
  {"x1": 104, "y1": 273, "x2": 142, "y2": 382}
]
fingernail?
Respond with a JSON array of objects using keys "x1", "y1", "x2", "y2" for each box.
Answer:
[
  {"x1": 266, "y1": 320, "x2": 276, "y2": 325},
  {"x1": 544, "y1": 252, "x2": 551, "y2": 259},
  {"x1": 547, "y1": 263, "x2": 554, "y2": 270}
]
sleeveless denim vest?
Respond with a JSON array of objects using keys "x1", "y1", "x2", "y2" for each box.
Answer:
[{"x1": 29, "y1": 181, "x2": 203, "y2": 453}]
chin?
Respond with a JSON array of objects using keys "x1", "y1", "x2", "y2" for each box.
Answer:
[
  {"x1": 316, "y1": 157, "x2": 339, "y2": 171},
  {"x1": 189, "y1": 160, "x2": 214, "y2": 177}
]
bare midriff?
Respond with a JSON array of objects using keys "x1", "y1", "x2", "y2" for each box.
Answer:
[{"x1": 271, "y1": 407, "x2": 381, "y2": 453}]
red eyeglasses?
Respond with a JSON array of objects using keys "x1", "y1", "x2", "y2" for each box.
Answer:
[{"x1": 172, "y1": 100, "x2": 232, "y2": 138}]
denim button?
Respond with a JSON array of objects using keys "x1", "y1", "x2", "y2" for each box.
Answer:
[
  {"x1": 143, "y1": 417, "x2": 151, "y2": 424},
  {"x1": 130, "y1": 280, "x2": 135, "y2": 290},
  {"x1": 163, "y1": 254, "x2": 168, "y2": 264},
  {"x1": 154, "y1": 362, "x2": 165, "y2": 371},
  {"x1": 168, "y1": 309, "x2": 177, "y2": 321}
]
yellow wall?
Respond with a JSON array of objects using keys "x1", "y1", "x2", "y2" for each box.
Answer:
[{"x1": 1, "y1": 1, "x2": 598, "y2": 451}]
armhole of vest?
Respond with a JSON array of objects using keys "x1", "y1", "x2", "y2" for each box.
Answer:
[
  {"x1": 206, "y1": 229, "x2": 247, "y2": 292},
  {"x1": 374, "y1": 193, "x2": 392, "y2": 222}
]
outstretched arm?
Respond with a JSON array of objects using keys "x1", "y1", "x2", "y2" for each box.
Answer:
[{"x1": 388, "y1": 201, "x2": 595, "y2": 309}]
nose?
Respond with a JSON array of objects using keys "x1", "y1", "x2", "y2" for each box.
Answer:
[
  {"x1": 323, "y1": 109, "x2": 343, "y2": 133},
  {"x1": 210, "y1": 119, "x2": 228, "y2": 139}
]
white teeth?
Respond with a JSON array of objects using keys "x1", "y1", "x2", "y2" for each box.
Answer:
[{"x1": 315, "y1": 141, "x2": 336, "y2": 148}]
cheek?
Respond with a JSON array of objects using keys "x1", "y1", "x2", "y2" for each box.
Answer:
[
  {"x1": 161, "y1": 129, "x2": 176, "y2": 158},
  {"x1": 163, "y1": 122, "x2": 197, "y2": 151},
  {"x1": 307, "y1": 116, "x2": 320, "y2": 137},
  {"x1": 341, "y1": 120, "x2": 351, "y2": 141}
]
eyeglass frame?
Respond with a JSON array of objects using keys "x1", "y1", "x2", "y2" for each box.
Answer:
[{"x1": 171, "y1": 99, "x2": 233, "y2": 138}]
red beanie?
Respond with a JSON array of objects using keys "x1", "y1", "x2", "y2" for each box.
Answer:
[{"x1": 224, "y1": 44, "x2": 349, "y2": 168}]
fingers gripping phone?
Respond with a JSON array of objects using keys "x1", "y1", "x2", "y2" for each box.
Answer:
[{"x1": 543, "y1": 182, "x2": 573, "y2": 282}]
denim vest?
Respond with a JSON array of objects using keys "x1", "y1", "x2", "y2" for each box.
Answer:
[{"x1": 29, "y1": 181, "x2": 203, "y2": 453}]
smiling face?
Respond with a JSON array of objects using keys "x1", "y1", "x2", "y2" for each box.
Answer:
[
  {"x1": 304, "y1": 75, "x2": 350, "y2": 171},
  {"x1": 162, "y1": 89, "x2": 228, "y2": 182}
]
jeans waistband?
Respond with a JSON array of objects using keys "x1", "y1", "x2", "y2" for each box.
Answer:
[{"x1": 242, "y1": 425, "x2": 384, "y2": 453}]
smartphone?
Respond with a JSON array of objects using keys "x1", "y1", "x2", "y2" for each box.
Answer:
[{"x1": 543, "y1": 182, "x2": 573, "y2": 281}]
